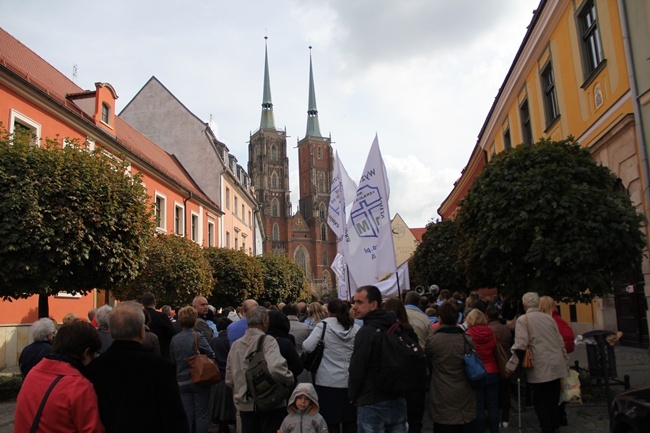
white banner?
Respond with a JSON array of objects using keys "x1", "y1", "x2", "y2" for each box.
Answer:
[
  {"x1": 374, "y1": 261, "x2": 410, "y2": 299},
  {"x1": 343, "y1": 135, "x2": 397, "y2": 288},
  {"x1": 327, "y1": 151, "x2": 357, "y2": 239}
]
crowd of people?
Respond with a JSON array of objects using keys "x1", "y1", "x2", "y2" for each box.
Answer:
[{"x1": 14, "y1": 288, "x2": 574, "y2": 433}]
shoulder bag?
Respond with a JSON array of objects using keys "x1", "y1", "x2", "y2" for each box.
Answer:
[
  {"x1": 462, "y1": 332, "x2": 487, "y2": 388},
  {"x1": 187, "y1": 332, "x2": 221, "y2": 385},
  {"x1": 30, "y1": 375, "x2": 64, "y2": 433},
  {"x1": 301, "y1": 322, "x2": 327, "y2": 372},
  {"x1": 522, "y1": 314, "x2": 534, "y2": 368},
  {"x1": 493, "y1": 333, "x2": 510, "y2": 378}
]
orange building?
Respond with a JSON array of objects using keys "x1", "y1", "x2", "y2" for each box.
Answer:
[{"x1": 0, "y1": 28, "x2": 222, "y2": 367}]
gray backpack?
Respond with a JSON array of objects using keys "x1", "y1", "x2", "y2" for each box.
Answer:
[{"x1": 244, "y1": 335, "x2": 291, "y2": 411}]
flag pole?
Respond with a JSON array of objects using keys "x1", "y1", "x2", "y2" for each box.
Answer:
[
  {"x1": 396, "y1": 270, "x2": 401, "y2": 299},
  {"x1": 346, "y1": 265, "x2": 352, "y2": 300}
]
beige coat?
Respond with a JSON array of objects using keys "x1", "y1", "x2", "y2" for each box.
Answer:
[
  {"x1": 225, "y1": 327, "x2": 294, "y2": 411},
  {"x1": 506, "y1": 308, "x2": 569, "y2": 383},
  {"x1": 405, "y1": 306, "x2": 431, "y2": 348},
  {"x1": 425, "y1": 325, "x2": 476, "y2": 425}
]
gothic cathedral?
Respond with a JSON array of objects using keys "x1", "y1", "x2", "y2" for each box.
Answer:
[{"x1": 248, "y1": 41, "x2": 337, "y2": 296}]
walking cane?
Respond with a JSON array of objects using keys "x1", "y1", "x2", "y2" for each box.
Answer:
[{"x1": 517, "y1": 377, "x2": 522, "y2": 433}]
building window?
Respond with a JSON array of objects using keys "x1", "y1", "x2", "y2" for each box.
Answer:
[
  {"x1": 272, "y1": 173, "x2": 278, "y2": 189},
  {"x1": 503, "y1": 128, "x2": 511, "y2": 150},
  {"x1": 319, "y1": 203, "x2": 326, "y2": 219},
  {"x1": 579, "y1": 1, "x2": 604, "y2": 76},
  {"x1": 242, "y1": 240, "x2": 246, "y2": 253},
  {"x1": 541, "y1": 62, "x2": 559, "y2": 126},
  {"x1": 225, "y1": 188, "x2": 231, "y2": 210},
  {"x1": 226, "y1": 231, "x2": 231, "y2": 248},
  {"x1": 9, "y1": 110, "x2": 41, "y2": 145},
  {"x1": 317, "y1": 146, "x2": 322, "y2": 160},
  {"x1": 154, "y1": 195, "x2": 166, "y2": 231},
  {"x1": 101, "y1": 103, "x2": 110, "y2": 124},
  {"x1": 272, "y1": 199, "x2": 279, "y2": 217},
  {"x1": 248, "y1": 211, "x2": 252, "y2": 227},
  {"x1": 321, "y1": 223, "x2": 327, "y2": 241},
  {"x1": 271, "y1": 145, "x2": 278, "y2": 161},
  {"x1": 207, "y1": 221, "x2": 215, "y2": 247},
  {"x1": 295, "y1": 249, "x2": 307, "y2": 275},
  {"x1": 191, "y1": 213, "x2": 199, "y2": 242},
  {"x1": 241, "y1": 204, "x2": 245, "y2": 220},
  {"x1": 234, "y1": 196, "x2": 238, "y2": 216},
  {"x1": 174, "y1": 205, "x2": 184, "y2": 236},
  {"x1": 519, "y1": 98, "x2": 532, "y2": 145},
  {"x1": 273, "y1": 223, "x2": 280, "y2": 241},
  {"x1": 235, "y1": 237, "x2": 239, "y2": 250},
  {"x1": 322, "y1": 251, "x2": 328, "y2": 267}
]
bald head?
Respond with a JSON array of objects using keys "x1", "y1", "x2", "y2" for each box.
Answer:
[{"x1": 242, "y1": 299, "x2": 259, "y2": 317}]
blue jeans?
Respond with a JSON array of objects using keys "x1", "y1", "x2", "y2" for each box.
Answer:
[
  {"x1": 180, "y1": 383, "x2": 212, "y2": 433},
  {"x1": 357, "y1": 398, "x2": 408, "y2": 433},
  {"x1": 476, "y1": 373, "x2": 500, "y2": 433}
]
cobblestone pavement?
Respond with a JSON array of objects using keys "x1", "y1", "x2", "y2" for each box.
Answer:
[{"x1": 0, "y1": 344, "x2": 646, "y2": 433}]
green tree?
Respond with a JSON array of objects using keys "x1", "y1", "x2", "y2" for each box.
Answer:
[
  {"x1": 0, "y1": 126, "x2": 154, "y2": 317},
  {"x1": 112, "y1": 234, "x2": 213, "y2": 307},
  {"x1": 456, "y1": 137, "x2": 646, "y2": 303},
  {"x1": 203, "y1": 248, "x2": 263, "y2": 308},
  {"x1": 410, "y1": 219, "x2": 466, "y2": 293},
  {"x1": 257, "y1": 253, "x2": 310, "y2": 304}
]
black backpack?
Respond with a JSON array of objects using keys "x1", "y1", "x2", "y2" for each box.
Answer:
[
  {"x1": 374, "y1": 323, "x2": 427, "y2": 394},
  {"x1": 244, "y1": 335, "x2": 291, "y2": 411}
]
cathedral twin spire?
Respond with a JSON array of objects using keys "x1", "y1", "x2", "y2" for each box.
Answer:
[{"x1": 259, "y1": 38, "x2": 322, "y2": 138}]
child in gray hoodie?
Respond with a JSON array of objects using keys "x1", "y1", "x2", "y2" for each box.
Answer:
[{"x1": 279, "y1": 382, "x2": 329, "y2": 433}]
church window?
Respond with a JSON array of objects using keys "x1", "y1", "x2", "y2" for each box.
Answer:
[
  {"x1": 273, "y1": 223, "x2": 280, "y2": 241},
  {"x1": 271, "y1": 145, "x2": 278, "y2": 161},
  {"x1": 319, "y1": 203, "x2": 326, "y2": 219},
  {"x1": 272, "y1": 199, "x2": 279, "y2": 217},
  {"x1": 321, "y1": 223, "x2": 327, "y2": 241},
  {"x1": 317, "y1": 146, "x2": 322, "y2": 160},
  {"x1": 322, "y1": 251, "x2": 328, "y2": 267},
  {"x1": 295, "y1": 248, "x2": 307, "y2": 275},
  {"x1": 272, "y1": 173, "x2": 278, "y2": 189}
]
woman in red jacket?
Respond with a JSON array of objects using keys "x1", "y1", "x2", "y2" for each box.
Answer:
[
  {"x1": 15, "y1": 320, "x2": 104, "y2": 432},
  {"x1": 466, "y1": 309, "x2": 500, "y2": 433},
  {"x1": 540, "y1": 296, "x2": 575, "y2": 426}
]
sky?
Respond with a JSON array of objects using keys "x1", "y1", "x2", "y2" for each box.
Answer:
[{"x1": 1, "y1": 0, "x2": 541, "y2": 228}]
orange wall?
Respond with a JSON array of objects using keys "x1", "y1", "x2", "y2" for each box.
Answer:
[{"x1": 0, "y1": 293, "x2": 95, "y2": 325}]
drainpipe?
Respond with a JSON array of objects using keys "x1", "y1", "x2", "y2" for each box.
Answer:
[
  {"x1": 183, "y1": 191, "x2": 193, "y2": 239},
  {"x1": 618, "y1": 0, "x2": 650, "y2": 224}
]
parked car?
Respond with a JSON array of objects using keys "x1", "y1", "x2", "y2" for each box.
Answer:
[{"x1": 610, "y1": 384, "x2": 650, "y2": 433}]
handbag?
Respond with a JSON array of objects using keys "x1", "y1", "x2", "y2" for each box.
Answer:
[
  {"x1": 462, "y1": 333, "x2": 487, "y2": 388},
  {"x1": 187, "y1": 332, "x2": 221, "y2": 385},
  {"x1": 522, "y1": 315, "x2": 534, "y2": 368},
  {"x1": 560, "y1": 369, "x2": 581, "y2": 404},
  {"x1": 493, "y1": 333, "x2": 510, "y2": 379},
  {"x1": 301, "y1": 322, "x2": 327, "y2": 372}
]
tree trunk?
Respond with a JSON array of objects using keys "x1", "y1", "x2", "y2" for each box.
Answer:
[{"x1": 38, "y1": 293, "x2": 49, "y2": 318}]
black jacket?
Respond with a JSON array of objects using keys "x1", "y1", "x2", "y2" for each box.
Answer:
[
  {"x1": 348, "y1": 309, "x2": 399, "y2": 405},
  {"x1": 85, "y1": 340, "x2": 189, "y2": 433}
]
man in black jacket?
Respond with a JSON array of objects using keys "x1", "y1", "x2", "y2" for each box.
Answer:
[
  {"x1": 85, "y1": 301, "x2": 189, "y2": 433},
  {"x1": 143, "y1": 292, "x2": 177, "y2": 358},
  {"x1": 348, "y1": 285, "x2": 408, "y2": 433}
]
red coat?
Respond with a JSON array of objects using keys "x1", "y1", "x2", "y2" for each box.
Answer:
[
  {"x1": 15, "y1": 358, "x2": 104, "y2": 433},
  {"x1": 552, "y1": 310, "x2": 575, "y2": 353},
  {"x1": 466, "y1": 324, "x2": 499, "y2": 374}
]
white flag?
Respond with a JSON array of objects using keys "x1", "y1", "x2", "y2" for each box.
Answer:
[
  {"x1": 328, "y1": 151, "x2": 357, "y2": 239},
  {"x1": 343, "y1": 135, "x2": 397, "y2": 288}
]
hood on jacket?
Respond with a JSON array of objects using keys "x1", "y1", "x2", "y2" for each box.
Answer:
[
  {"x1": 323, "y1": 317, "x2": 358, "y2": 342},
  {"x1": 362, "y1": 309, "x2": 397, "y2": 331},
  {"x1": 467, "y1": 324, "x2": 494, "y2": 345},
  {"x1": 267, "y1": 310, "x2": 291, "y2": 339},
  {"x1": 287, "y1": 382, "x2": 320, "y2": 415}
]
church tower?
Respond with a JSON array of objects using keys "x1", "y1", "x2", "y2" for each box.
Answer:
[
  {"x1": 295, "y1": 47, "x2": 337, "y2": 291},
  {"x1": 248, "y1": 38, "x2": 292, "y2": 255}
]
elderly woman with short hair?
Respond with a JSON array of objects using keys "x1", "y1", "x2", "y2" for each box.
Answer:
[
  {"x1": 170, "y1": 306, "x2": 215, "y2": 433},
  {"x1": 505, "y1": 292, "x2": 569, "y2": 433},
  {"x1": 95, "y1": 305, "x2": 113, "y2": 354},
  {"x1": 19, "y1": 317, "x2": 57, "y2": 378}
]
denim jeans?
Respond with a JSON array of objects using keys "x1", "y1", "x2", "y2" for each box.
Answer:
[
  {"x1": 357, "y1": 398, "x2": 408, "y2": 433},
  {"x1": 476, "y1": 373, "x2": 500, "y2": 433},
  {"x1": 180, "y1": 383, "x2": 212, "y2": 433}
]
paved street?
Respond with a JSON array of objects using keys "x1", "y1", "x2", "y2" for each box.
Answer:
[{"x1": 0, "y1": 344, "x2": 647, "y2": 433}]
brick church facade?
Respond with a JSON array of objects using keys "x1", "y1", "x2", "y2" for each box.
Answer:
[{"x1": 248, "y1": 42, "x2": 337, "y2": 295}]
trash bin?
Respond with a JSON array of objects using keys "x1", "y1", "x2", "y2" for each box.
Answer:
[{"x1": 583, "y1": 330, "x2": 617, "y2": 378}]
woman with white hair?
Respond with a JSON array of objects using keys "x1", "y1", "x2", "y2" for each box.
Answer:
[
  {"x1": 19, "y1": 317, "x2": 56, "y2": 378},
  {"x1": 95, "y1": 305, "x2": 113, "y2": 353},
  {"x1": 505, "y1": 292, "x2": 569, "y2": 433}
]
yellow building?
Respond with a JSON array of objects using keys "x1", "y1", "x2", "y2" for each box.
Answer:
[{"x1": 444, "y1": 0, "x2": 650, "y2": 347}]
